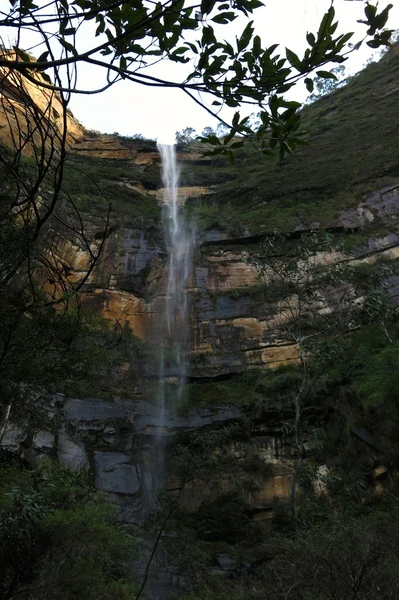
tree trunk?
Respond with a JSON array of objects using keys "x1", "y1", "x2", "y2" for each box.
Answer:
[
  {"x1": 0, "y1": 400, "x2": 13, "y2": 445},
  {"x1": 291, "y1": 395, "x2": 302, "y2": 535}
]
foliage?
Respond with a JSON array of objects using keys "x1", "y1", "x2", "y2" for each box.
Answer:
[
  {"x1": 179, "y1": 508, "x2": 399, "y2": 600},
  {"x1": 307, "y1": 64, "x2": 347, "y2": 102},
  {"x1": 0, "y1": 69, "x2": 119, "y2": 434},
  {"x1": 0, "y1": 458, "x2": 137, "y2": 600},
  {"x1": 0, "y1": 282, "x2": 112, "y2": 427},
  {"x1": 185, "y1": 226, "x2": 399, "y2": 539},
  {"x1": 0, "y1": 2, "x2": 394, "y2": 159},
  {"x1": 62, "y1": 156, "x2": 161, "y2": 226},
  {"x1": 139, "y1": 163, "x2": 162, "y2": 191},
  {"x1": 181, "y1": 368, "x2": 304, "y2": 415},
  {"x1": 176, "y1": 127, "x2": 197, "y2": 146},
  {"x1": 139, "y1": 422, "x2": 260, "y2": 597},
  {"x1": 184, "y1": 44, "x2": 399, "y2": 235},
  {"x1": 194, "y1": 492, "x2": 250, "y2": 542},
  {"x1": 354, "y1": 341, "x2": 399, "y2": 408}
]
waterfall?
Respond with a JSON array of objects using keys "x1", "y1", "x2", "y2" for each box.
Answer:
[
  {"x1": 136, "y1": 149, "x2": 193, "y2": 594},
  {"x1": 155, "y1": 143, "x2": 194, "y2": 453}
]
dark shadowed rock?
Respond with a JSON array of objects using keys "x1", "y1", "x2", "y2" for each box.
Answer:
[
  {"x1": 94, "y1": 451, "x2": 141, "y2": 494},
  {"x1": 63, "y1": 396, "x2": 240, "y2": 436},
  {"x1": 64, "y1": 397, "x2": 126, "y2": 422},
  {"x1": 57, "y1": 432, "x2": 89, "y2": 470}
]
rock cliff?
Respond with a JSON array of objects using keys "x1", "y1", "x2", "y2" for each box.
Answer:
[{"x1": 2, "y1": 45, "x2": 399, "y2": 525}]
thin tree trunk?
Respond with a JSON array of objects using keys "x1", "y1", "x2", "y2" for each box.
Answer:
[
  {"x1": 0, "y1": 400, "x2": 13, "y2": 445},
  {"x1": 135, "y1": 475, "x2": 188, "y2": 600},
  {"x1": 291, "y1": 395, "x2": 301, "y2": 535},
  {"x1": 382, "y1": 320, "x2": 392, "y2": 344}
]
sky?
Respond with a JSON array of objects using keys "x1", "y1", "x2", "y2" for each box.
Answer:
[{"x1": 1, "y1": 0, "x2": 398, "y2": 142}]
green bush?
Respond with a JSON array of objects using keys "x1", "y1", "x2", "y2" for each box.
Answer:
[
  {"x1": 0, "y1": 458, "x2": 137, "y2": 600},
  {"x1": 194, "y1": 492, "x2": 250, "y2": 543}
]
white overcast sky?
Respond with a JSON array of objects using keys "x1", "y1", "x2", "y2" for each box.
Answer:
[{"x1": 1, "y1": 0, "x2": 398, "y2": 142}]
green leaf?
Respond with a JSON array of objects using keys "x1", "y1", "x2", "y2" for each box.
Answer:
[
  {"x1": 237, "y1": 21, "x2": 254, "y2": 52},
  {"x1": 223, "y1": 130, "x2": 235, "y2": 145},
  {"x1": 37, "y1": 51, "x2": 49, "y2": 63},
  {"x1": 364, "y1": 3, "x2": 377, "y2": 23},
  {"x1": 201, "y1": 0, "x2": 217, "y2": 16},
  {"x1": 375, "y1": 4, "x2": 393, "y2": 30},
  {"x1": 305, "y1": 78, "x2": 314, "y2": 93},
  {"x1": 318, "y1": 6, "x2": 335, "y2": 37},
  {"x1": 287, "y1": 136, "x2": 308, "y2": 146},
  {"x1": 306, "y1": 32, "x2": 315, "y2": 47},
  {"x1": 252, "y1": 35, "x2": 261, "y2": 57},
  {"x1": 336, "y1": 31, "x2": 354, "y2": 51},
  {"x1": 316, "y1": 70, "x2": 337, "y2": 80},
  {"x1": 286, "y1": 48, "x2": 302, "y2": 71},
  {"x1": 269, "y1": 137, "x2": 278, "y2": 150},
  {"x1": 95, "y1": 19, "x2": 105, "y2": 36},
  {"x1": 59, "y1": 38, "x2": 78, "y2": 55},
  {"x1": 212, "y1": 11, "x2": 236, "y2": 24},
  {"x1": 264, "y1": 43, "x2": 278, "y2": 58},
  {"x1": 230, "y1": 140, "x2": 244, "y2": 149},
  {"x1": 276, "y1": 84, "x2": 292, "y2": 94},
  {"x1": 180, "y1": 18, "x2": 198, "y2": 29},
  {"x1": 185, "y1": 42, "x2": 198, "y2": 54},
  {"x1": 164, "y1": 8, "x2": 179, "y2": 28},
  {"x1": 202, "y1": 26, "x2": 216, "y2": 46},
  {"x1": 237, "y1": 0, "x2": 263, "y2": 13},
  {"x1": 62, "y1": 27, "x2": 76, "y2": 36},
  {"x1": 260, "y1": 112, "x2": 269, "y2": 126},
  {"x1": 280, "y1": 100, "x2": 301, "y2": 109},
  {"x1": 206, "y1": 135, "x2": 222, "y2": 145}
]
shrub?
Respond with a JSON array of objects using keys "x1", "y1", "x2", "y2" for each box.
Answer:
[
  {"x1": 0, "y1": 458, "x2": 137, "y2": 600},
  {"x1": 194, "y1": 492, "x2": 250, "y2": 543}
]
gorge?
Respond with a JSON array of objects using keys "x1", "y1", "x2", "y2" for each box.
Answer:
[{"x1": 1, "y1": 40, "x2": 399, "y2": 600}]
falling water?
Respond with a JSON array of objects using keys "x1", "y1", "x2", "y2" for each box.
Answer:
[
  {"x1": 156, "y1": 143, "x2": 194, "y2": 449},
  {"x1": 135, "y1": 146, "x2": 194, "y2": 597}
]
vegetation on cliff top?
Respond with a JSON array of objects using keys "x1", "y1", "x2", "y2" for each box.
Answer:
[
  {"x1": 185, "y1": 44, "x2": 399, "y2": 235},
  {"x1": 63, "y1": 155, "x2": 161, "y2": 229}
]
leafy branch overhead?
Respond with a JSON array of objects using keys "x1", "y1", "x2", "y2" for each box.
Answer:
[{"x1": 0, "y1": 0, "x2": 394, "y2": 159}]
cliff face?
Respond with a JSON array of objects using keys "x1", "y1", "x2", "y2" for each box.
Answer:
[
  {"x1": 2, "y1": 46, "x2": 399, "y2": 524},
  {"x1": 0, "y1": 52, "x2": 84, "y2": 149}
]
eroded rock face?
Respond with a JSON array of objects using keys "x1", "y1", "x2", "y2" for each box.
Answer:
[
  {"x1": 1, "y1": 394, "x2": 243, "y2": 522},
  {"x1": 62, "y1": 183, "x2": 399, "y2": 379},
  {"x1": 6, "y1": 176, "x2": 399, "y2": 522},
  {"x1": 0, "y1": 52, "x2": 84, "y2": 151},
  {"x1": 1, "y1": 390, "x2": 298, "y2": 523},
  {"x1": 36, "y1": 181, "x2": 399, "y2": 388},
  {"x1": 94, "y1": 451, "x2": 141, "y2": 495},
  {"x1": 57, "y1": 433, "x2": 89, "y2": 470}
]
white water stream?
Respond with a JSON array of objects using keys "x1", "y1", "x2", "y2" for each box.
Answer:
[{"x1": 156, "y1": 144, "x2": 194, "y2": 440}]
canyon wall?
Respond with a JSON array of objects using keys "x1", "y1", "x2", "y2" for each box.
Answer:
[{"x1": 2, "y1": 45, "x2": 399, "y2": 524}]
